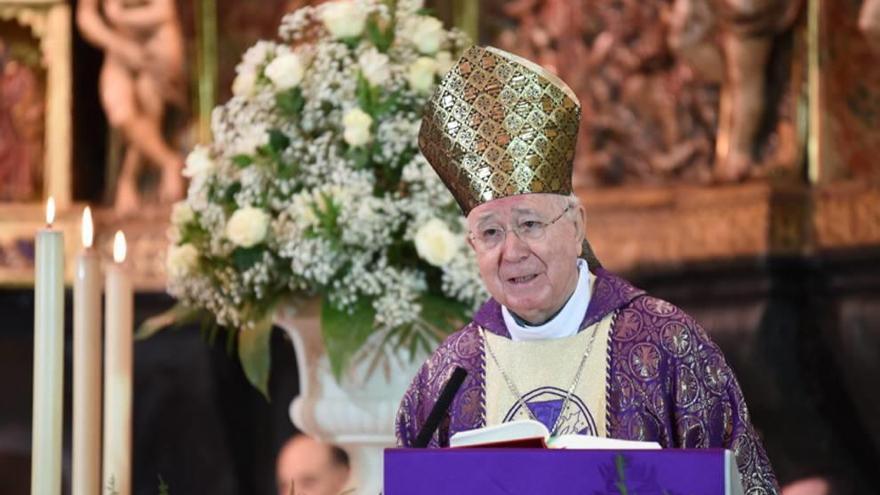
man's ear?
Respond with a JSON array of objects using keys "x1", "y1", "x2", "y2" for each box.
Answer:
[{"x1": 466, "y1": 234, "x2": 476, "y2": 252}]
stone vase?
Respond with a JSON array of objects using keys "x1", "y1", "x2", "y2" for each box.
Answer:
[{"x1": 274, "y1": 300, "x2": 423, "y2": 495}]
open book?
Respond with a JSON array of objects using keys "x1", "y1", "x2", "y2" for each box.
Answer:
[{"x1": 449, "y1": 420, "x2": 662, "y2": 450}]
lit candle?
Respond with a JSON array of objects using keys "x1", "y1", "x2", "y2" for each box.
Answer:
[
  {"x1": 102, "y1": 231, "x2": 132, "y2": 495},
  {"x1": 73, "y1": 207, "x2": 101, "y2": 495},
  {"x1": 31, "y1": 197, "x2": 64, "y2": 495}
]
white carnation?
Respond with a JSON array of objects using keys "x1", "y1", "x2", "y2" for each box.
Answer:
[
  {"x1": 414, "y1": 218, "x2": 459, "y2": 266},
  {"x1": 265, "y1": 52, "x2": 306, "y2": 90},
  {"x1": 171, "y1": 201, "x2": 195, "y2": 226},
  {"x1": 225, "y1": 207, "x2": 271, "y2": 248},
  {"x1": 407, "y1": 57, "x2": 438, "y2": 93},
  {"x1": 342, "y1": 108, "x2": 373, "y2": 146},
  {"x1": 183, "y1": 145, "x2": 214, "y2": 178},
  {"x1": 409, "y1": 17, "x2": 445, "y2": 54},
  {"x1": 167, "y1": 243, "x2": 199, "y2": 278},
  {"x1": 320, "y1": 1, "x2": 367, "y2": 39},
  {"x1": 358, "y1": 49, "x2": 390, "y2": 86}
]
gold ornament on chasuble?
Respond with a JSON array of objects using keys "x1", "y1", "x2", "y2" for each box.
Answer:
[{"x1": 418, "y1": 46, "x2": 581, "y2": 214}]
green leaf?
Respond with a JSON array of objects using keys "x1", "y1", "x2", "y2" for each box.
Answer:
[
  {"x1": 135, "y1": 303, "x2": 202, "y2": 340},
  {"x1": 340, "y1": 36, "x2": 361, "y2": 50},
  {"x1": 321, "y1": 297, "x2": 376, "y2": 380},
  {"x1": 419, "y1": 293, "x2": 470, "y2": 336},
  {"x1": 347, "y1": 145, "x2": 371, "y2": 169},
  {"x1": 238, "y1": 310, "x2": 274, "y2": 400},
  {"x1": 366, "y1": 17, "x2": 393, "y2": 53},
  {"x1": 268, "y1": 129, "x2": 290, "y2": 152},
  {"x1": 277, "y1": 160, "x2": 300, "y2": 180},
  {"x1": 232, "y1": 245, "x2": 265, "y2": 271},
  {"x1": 276, "y1": 87, "x2": 305, "y2": 116},
  {"x1": 356, "y1": 73, "x2": 374, "y2": 113},
  {"x1": 232, "y1": 154, "x2": 253, "y2": 168},
  {"x1": 178, "y1": 222, "x2": 202, "y2": 245},
  {"x1": 158, "y1": 476, "x2": 169, "y2": 495},
  {"x1": 375, "y1": 90, "x2": 400, "y2": 117},
  {"x1": 221, "y1": 183, "x2": 242, "y2": 212}
]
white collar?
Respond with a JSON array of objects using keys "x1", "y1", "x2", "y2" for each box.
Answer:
[{"x1": 502, "y1": 259, "x2": 591, "y2": 341}]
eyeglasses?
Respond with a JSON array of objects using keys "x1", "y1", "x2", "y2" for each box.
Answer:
[{"x1": 469, "y1": 204, "x2": 573, "y2": 251}]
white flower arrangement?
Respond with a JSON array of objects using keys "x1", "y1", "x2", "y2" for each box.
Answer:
[{"x1": 153, "y1": 0, "x2": 486, "y2": 393}]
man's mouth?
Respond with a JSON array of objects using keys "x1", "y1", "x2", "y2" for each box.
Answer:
[{"x1": 508, "y1": 274, "x2": 538, "y2": 284}]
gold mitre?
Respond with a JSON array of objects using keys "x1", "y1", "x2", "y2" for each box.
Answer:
[{"x1": 419, "y1": 45, "x2": 581, "y2": 215}]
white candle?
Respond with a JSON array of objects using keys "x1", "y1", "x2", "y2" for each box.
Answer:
[
  {"x1": 31, "y1": 196, "x2": 64, "y2": 495},
  {"x1": 73, "y1": 207, "x2": 102, "y2": 495},
  {"x1": 102, "y1": 231, "x2": 132, "y2": 495}
]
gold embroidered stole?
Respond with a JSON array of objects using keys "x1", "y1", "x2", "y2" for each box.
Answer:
[{"x1": 482, "y1": 311, "x2": 614, "y2": 437}]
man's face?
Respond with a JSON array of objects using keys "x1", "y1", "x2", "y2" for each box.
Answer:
[
  {"x1": 467, "y1": 193, "x2": 585, "y2": 324},
  {"x1": 276, "y1": 437, "x2": 349, "y2": 495}
]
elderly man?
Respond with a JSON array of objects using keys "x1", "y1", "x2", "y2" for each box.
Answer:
[{"x1": 396, "y1": 46, "x2": 778, "y2": 494}]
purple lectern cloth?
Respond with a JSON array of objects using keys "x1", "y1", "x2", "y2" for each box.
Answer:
[
  {"x1": 396, "y1": 268, "x2": 778, "y2": 494},
  {"x1": 385, "y1": 448, "x2": 729, "y2": 495}
]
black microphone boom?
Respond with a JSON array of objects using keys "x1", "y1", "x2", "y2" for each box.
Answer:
[{"x1": 412, "y1": 367, "x2": 468, "y2": 448}]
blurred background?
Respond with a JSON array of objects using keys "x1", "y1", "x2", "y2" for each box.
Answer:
[{"x1": 1, "y1": 0, "x2": 878, "y2": 493}]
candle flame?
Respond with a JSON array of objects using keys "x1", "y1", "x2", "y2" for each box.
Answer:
[
  {"x1": 81, "y1": 207, "x2": 94, "y2": 248},
  {"x1": 113, "y1": 231, "x2": 127, "y2": 263},
  {"x1": 46, "y1": 197, "x2": 55, "y2": 226}
]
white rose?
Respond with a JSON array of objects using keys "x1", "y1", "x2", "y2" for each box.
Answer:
[
  {"x1": 342, "y1": 108, "x2": 373, "y2": 146},
  {"x1": 358, "y1": 49, "x2": 391, "y2": 86},
  {"x1": 225, "y1": 207, "x2": 270, "y2": 248},
  {"x1": 414, "y1": 218, "x2": 459, "y2": 267},
  {"x1": 166, "y1": 243, "x2": 199, "y2": 278},
  {"x1": 264, "y1": 52, "x2": 305, "y2": 90},
  {"x1": 435, "y1": 51, "x2": 455, "y2": 75},
  {"x1": 170, "y1": 201, "x2": 195, "y2": 226},
  {"x1": 407, "y1": 57, "x2": 438, "y2": 93},
  {"x1": 320, "y1": 1, "x2": 367, "y2": 39},
  {"x1": 232, "y1": 70, "x2": 257, "y2": 97},
  {"x1": 410, "y1": 17, "x2": 445, "y2": 54},
  {"x1": 183, "y1": 145, "x2": 214, "y2": 178}
]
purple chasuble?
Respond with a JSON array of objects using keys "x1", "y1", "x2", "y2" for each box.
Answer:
[{"x1": 395, "y1": 268, "x2": 779, "y2": 494}]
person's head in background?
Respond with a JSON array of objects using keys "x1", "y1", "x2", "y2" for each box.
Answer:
[{"x1": 276, "y1": 434, "x2": 350, "y2": 495}]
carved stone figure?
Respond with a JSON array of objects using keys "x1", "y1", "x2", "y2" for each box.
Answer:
[
  {"x1": 0, "y1": 39, "x2": 43, "y2": 202},
  {"x1": 77, "y1": 0, "x2": 186, "y2": 214}
]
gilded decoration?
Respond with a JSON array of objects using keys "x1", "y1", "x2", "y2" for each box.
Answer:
[{"x1": 0, "y1": 0, "x2": 71, "y2": 285}]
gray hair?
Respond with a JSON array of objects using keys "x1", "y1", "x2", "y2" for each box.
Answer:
[{"x1": 558, "y1": 193, "x2": 602, "y2": 269}]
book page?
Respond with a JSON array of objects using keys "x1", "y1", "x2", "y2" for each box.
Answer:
[
  {"x1": 548, "y1": 435, "x2": 661, "y2": 450},
  {"x1": 450, "y1": 420, "x2": 549, "y2": 448}
]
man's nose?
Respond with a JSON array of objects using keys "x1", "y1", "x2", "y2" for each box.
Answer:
[{"x1": 500, "y1": 229, "x2": 531, "y2": 262}]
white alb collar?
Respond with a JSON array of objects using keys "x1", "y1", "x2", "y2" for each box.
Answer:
[{"x1": 502, "y1": 259, "x2": 591, "y2": 341}]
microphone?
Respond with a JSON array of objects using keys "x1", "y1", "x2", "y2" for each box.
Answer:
[{"x1": 413, "y1": 366, "x2": 468, "y2": 448}]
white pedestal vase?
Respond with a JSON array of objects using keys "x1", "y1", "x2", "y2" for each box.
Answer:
[{"x1": 274, "y1": 300, "x2": 424, "y2": 495}]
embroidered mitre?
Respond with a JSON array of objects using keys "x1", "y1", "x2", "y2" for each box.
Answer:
[{"x1": 418, "y1": 45, "x2": 581, "y2": 215}]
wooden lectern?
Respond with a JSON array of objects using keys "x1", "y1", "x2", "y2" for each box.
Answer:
[{"x1": 385, "y1": 448, "x2": 744, "y2": 494}]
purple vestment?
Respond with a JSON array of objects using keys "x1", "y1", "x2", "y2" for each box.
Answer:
[{"x1": 396, "y1": 268, "x2": 779, "y2": 494}]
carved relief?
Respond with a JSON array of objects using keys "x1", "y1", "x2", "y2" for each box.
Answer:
[{"x1": 485, "y1": 0, "x2": 804, "y2": 187}]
